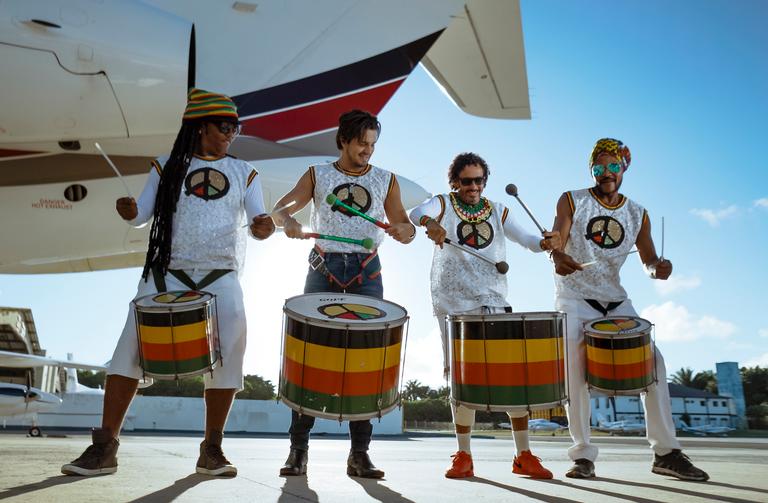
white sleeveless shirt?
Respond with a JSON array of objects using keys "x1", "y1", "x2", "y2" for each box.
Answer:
[
  {"x1": 555, "y1": 188, "x2": 647, "y2": 301},
  {"x1": 309, "y1": 162, "x2": 393, "y2": 253}
]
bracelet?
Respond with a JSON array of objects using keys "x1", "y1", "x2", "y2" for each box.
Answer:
[
  {"x1": 419, "y1": 215, "x2": 433, "y2": 227},
  {"x1": 408, "y1": 222, "x2": 417, "y2": 240}
]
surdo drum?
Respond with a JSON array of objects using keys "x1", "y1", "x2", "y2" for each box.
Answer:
[
  {"x1": 448, "y1": 311, "x2": 567, "y2": 412},
  {"x1": 133, "y1": 290, "x2": 220, "y2": 379},
  {"x1": 280, "y1": 293, "x2": 408, "y2": 421},
  {"x1": 584, "y1": 316, "x2": 656, "y2": 395}
]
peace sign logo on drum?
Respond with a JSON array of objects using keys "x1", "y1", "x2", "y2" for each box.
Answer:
[
  {"x1": 331, "y1": 183, "x2": 372, "y2": 217},
  {"x1": 152, "y1": 291, "x2": 203, "y2": 304},
  {"x1": 584, "y1": 215, "x2": 625, "y2": 249},
  {"x1": 184, "y1": 167, "x2": 230, "y2": 201},
  {"x1": 456, "y1": 220, "x2": 494, "y2": 249},
  {"x1": 318, "y1": 303, "x2": 386, "y2": 321}
]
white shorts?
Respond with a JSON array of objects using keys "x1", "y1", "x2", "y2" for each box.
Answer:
[{"x1": 108, "y1": 269, "x2": 247, "y2": 390}]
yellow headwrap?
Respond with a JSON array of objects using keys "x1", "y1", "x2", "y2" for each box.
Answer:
[{"x1": 589, "y1": 138, "x2": 631, "y2": 170}]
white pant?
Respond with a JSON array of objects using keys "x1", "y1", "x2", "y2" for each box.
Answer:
[
  {"x1": 436, "y1": 305, "x2": 528, "y2": 425},
  {"x1": 108, "y1": 270, "x2": 247, "y2": 390},
  {"x1": 556, "y1": 297, "x2": 680, "y2": 461}
]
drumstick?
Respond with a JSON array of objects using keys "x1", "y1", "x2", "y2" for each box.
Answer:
[
  {"x1": 443, "y1": 238, "x2": 509, "y2": 274},
  {"x1": 305, "y1": 232, "x2": 374, "y2": 250},
  {"x1": 581, "y1": 249, "x2": 638, "y2": 268},
  {"x1": 326, "y1": 194, "x2": 390, "y2": 229},
  {"x1": 95, "y1": 142, "x2": 134, "y2": 199},
  {"x1": 505, "y1": 184, "x2": 546, "y2": 235}
]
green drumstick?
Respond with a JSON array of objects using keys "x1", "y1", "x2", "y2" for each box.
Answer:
[
  {"x1": 325, "y1": 194, "x2": 390, "y2": 229},
  {"x1": 305, "y1": 232, "x2": 374, "y2": 250}
]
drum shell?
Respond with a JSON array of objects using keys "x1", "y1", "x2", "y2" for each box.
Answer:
[
  {"x1": 280, "y1": 294, "x2": 408, "y2": 421},
  {"x1": 585, "y1": 316, "x2": 655, "y2": 395},
  {"x1": 448, "y1": 312, "x2": 566, "y2": 412},
  {"x1": 133, "y1": 292, "x2": 219, "y2": 380}
]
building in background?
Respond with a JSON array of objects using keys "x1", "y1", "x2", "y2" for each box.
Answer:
[{"x1": 716, "y1": 361, "x2": 748, "y2": 429}]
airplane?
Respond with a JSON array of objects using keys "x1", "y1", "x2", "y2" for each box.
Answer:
[
  {"x1": 593, "y1": 414, "x2": 646, "y2": 435},
  {"x1": 0, "y1": 349, "x2": 105, "y2": 436},
  {"x1": 495, "y1": 419, "x2": 567, "y2": 434},
  {"x1": 0, "y1": 0, "x2": 531, "y2": 274},
  {"x1": 678, "y1": 419, "x2": 735, "y2": 437}
]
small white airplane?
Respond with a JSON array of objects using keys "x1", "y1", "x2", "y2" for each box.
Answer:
[
  {"x1": 0, "y1": 0, "x2": 531, "y2": 274},
  {"x1": 594, "y1": 414, "x2": 646, "y2": 435},
  {"x1": 678, "y1": 419, "x2": 735, "y2": 437},
  {"x1": 0, "y1": 350, "x2": 105, "y2": 436},
  {"x1": 528, "y1": 418, "x2": 567, "y2": 434}
]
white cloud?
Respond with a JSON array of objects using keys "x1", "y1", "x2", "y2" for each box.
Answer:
[
  {"x1": 754, "y1": 198, "x2": 768, "y2": 209},
  {"x1": 744, "y1": 352, "x2": 768, "y2": 367},
  {"x1": 759, "y1": 329, "x2": 768, "y2": 338},
  {"x1": 654, "y1": 274, "x2": 702, "y2": 296},
  {"x1": 689, "y1": 205, "x2": 738, "y2": 227},
  {"x1": 640, "y1": 302, "x2": 736, "y2": 342}
]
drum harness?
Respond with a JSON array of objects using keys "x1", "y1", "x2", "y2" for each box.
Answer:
[
  {"x1": 308, "y1": 245, "x2": 380, "y2": 289},
  {"x1": 151, "y1": 266, "x2": 233, "y2": 293},
  {"x1": 584, "y1": 299, "x2": 623, "y2": 316}
]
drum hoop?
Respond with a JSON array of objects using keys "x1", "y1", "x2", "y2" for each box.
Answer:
[
  {"x1": 283, "y1": 293, "x2": 408, "y2": 329},
  {"x1": 447, "y1": 311, "x2": 565, "y2": 323},
  {"x1": 279, "y1": 396, "x2": 400, "y2": 422},
  {"x1": 133, "y1": 292, "x2": 215, "y2": 313},
  {"x1": 451, "y1": 398, "x2": 566, "y2": 413},
  {"x1": 584, "y1": 315, "x2": 653, "y2": 338}
]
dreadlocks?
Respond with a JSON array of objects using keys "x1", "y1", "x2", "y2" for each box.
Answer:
[{"x1": 141, "y1": 121, "x2": 200, "y2": 281}]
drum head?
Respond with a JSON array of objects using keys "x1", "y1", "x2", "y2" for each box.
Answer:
[
  {"x1": 585, "y1": 316, "x2": 652, "y2": 338},
  {"x1": 134, "y1": 290, "x2": 214, "y2": 312},
  {"x1": 284, "y1": 293, "x2": 407, "y2": 329}
]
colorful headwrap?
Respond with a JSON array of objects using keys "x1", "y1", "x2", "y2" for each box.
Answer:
[
  {"x1": 182, "y1": 88, "x2": 238, "y2": 122},
  {"x1": 589, "y1": 138, "x2": 631, "y2": 170}
]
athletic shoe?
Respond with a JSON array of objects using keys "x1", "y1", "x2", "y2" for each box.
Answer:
[
  {"x1": 513, "y1": 450, "x2": 553, "y2": 479},
  {"x1": 565, "y1": 458, "x2": 595, "y2": 479},
  {"x1": 61, "y1": 428, "x2": 118, "y2": 476},
  {"x1": 196, "y1": 430, "x2": 237, "y2": 477},
  {"x1": 652, "y1": 449, "x2": 709, "y2": 481},
  {"x1": 445, "y1": 450, "x2": 474, "y2": 478}
]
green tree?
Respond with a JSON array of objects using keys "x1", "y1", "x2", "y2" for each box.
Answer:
[
  {"x1": 403, "y1": 379, "x2": 431, "y2": 401},
  {"x1": 742, "y1": 366, "x2": 768, "y2": 407},
  {"x1": 670, "y1": 367, "x2": 716, "y2": 392},
  {"x1": 236, "y1": 375, "x2": 276, "y2": 400},
  {"x1": 76, "y1": 370, "x2": 106, "y2": 389}
]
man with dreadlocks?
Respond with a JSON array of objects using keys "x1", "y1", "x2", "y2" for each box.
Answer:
[
  {"x1": 549, "y1": 138, "x2": 709, "y2": 481},
  {"x1": 271, "y1": 109, "x2": 415, "y2": 479},
  {"x1": 61, "y1": 89, "x2": 275, "y2": 478},
  {"x1": 409, "y1": 152, "x2": 560, "y2": 480}
]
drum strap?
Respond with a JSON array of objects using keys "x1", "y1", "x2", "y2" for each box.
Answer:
[
  {"x1": 152, "y1": 266, "x2": 233, "y2": 292},
  {"x1": 584, "y1": 299, "x2": 623, "y2": 316}
]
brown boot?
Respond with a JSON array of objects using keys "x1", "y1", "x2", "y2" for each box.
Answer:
[
  {"x1": 61, "y1": 428, "x2": 119, "y2": 476},
  {"x1": 279, "y1": 448, "x2": 308, "y2": 476},
  {"x1": 347, "y1": 450, "x2": 384, "y2": 479},
  {"x1": 196, "y1": 430, "x2": 237, "y2": 476}
]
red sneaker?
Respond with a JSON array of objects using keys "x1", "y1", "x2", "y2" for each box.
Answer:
[
  {"x1": 512, "y1": 450, "x2": 553, "y2": 479},
  {"x1": 445, "y1": 451, "x2": 474, "y2": 478}
]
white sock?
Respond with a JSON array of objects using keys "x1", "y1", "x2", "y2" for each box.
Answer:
[
  {"x1": 456, "y1": 432, "x2": 472, "y2": 454},
  {"x1": 513, "y1": 429, "x2": 529, "y2": 455}
]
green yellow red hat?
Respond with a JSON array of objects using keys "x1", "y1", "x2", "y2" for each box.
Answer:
[{"x1": 182, "y1": 88, "x2": 238, "y2": 122}]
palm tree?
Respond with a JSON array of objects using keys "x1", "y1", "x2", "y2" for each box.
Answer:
[{"x1": 671, "y1": 367, "x2": 696, "y2": 387}]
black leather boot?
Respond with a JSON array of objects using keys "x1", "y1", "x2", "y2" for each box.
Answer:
[
  {"x1": 279, "y1": 448, "x2": 308, "y2": 476},
  {"x1": 347, "y1": 450, "x2": 384, "y2": 479}
]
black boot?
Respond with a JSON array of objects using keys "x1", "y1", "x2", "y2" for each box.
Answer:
[
  {"x1": 347, "y1": 450, "x2": 384, "y2": 479},
  {"x1": 280, "y1": 448, "x2": 308, "y2": 476}
]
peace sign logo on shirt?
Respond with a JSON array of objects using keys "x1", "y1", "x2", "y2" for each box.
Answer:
[
  {"x1": 585, "y1": 215, "x2": 625, "y2": 249},
  {"x1": 184, "y1": 167, "x2": 230, "y2": 201},
  {"x1": 332, "y1": 183, "x2": 372, "y2": 217},
  {"x1": 457, "y1": 221, "x2": 494, "y2": 249}
]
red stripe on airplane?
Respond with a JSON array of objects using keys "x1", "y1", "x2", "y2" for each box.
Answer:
[
  {"x1": 240, "y1": 79, "x2": 405, "y2": 142},
  {"x1": 0, "y1": 149, "x2": 44, "y2": 158}
]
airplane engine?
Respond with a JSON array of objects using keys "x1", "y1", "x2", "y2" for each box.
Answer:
[{"x1": 0, "y1": 0, "x2": 192, "y2": 147}]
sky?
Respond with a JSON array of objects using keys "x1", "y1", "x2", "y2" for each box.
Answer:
[{"x1": 1, "y1": 0, "x2": 767, "y2": 391}]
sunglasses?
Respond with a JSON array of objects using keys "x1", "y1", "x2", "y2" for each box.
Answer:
[
  {"x1": 592, "y1": 163, "x2": 621, "y2": 177},
  {"x1": 209, "y1": 121, "x2": 242, "y2": 136},
  {"x1": 459, "y1": 176, "x2": 486, "y2": 186}
]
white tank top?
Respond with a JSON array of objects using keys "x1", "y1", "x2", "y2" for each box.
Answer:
[
  {"x1": 555, "y1": 188, "x2": 647, "y2": 301},
  {"x1": 430, "y1": 193, "x2": 509, "y2": 313},
  {"x1": 309, "y1": 162, "x2": 393, "y2": 253}
]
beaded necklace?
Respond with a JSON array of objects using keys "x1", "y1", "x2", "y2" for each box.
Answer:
[{"x1": 450, "y1": 192, "x2": 492, "y2": 223}]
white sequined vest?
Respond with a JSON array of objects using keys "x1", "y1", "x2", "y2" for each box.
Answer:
[
  {"x1": 310, "y1": 162, "x2": 392, "y2": 253},
  {"x1": 555, "y1": 188, "x2": 646, "y2": 301},
  {"x1": 431, "y1": 194, "x2": 508, "y2": 313}
]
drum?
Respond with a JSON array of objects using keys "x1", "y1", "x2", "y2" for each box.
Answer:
[
  {"x1": 448, "y1": 312, "x2": 567, "y2": 412},
  {"x1": 280, "y1": 293, "x2": 408, "y2": 421},
  {"x1": 133, "y1": 290, "x2": 220, "y2": 380},
  {"x1": 585, "y1": 316, "x2": 656, "y2": 395}
]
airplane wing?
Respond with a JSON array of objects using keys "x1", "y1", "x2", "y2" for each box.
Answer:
[
  {"x1": 420, "y1": 0, "x2": 531, "y2": 119},
  {"x1": 0, "y1": 350, "x2": 106, "y2": 372}
]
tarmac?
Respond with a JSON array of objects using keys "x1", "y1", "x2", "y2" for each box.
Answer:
[{"x1": 0, "y1": 431, "x2": 766, "y2": 502}]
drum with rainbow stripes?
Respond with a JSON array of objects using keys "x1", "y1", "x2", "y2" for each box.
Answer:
[
  {"x1": 448, "y1": 312, "x2": 567, "y2": 412},
  {"x1": 280, "y1": 293, "x2": 408, "y2": 421},
  {"x1": 133, "y1": 291, "x2": 220, "y2": 380},
  {"x1": 585, "y1": 316, "x2": 656, "y2": 395}
]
